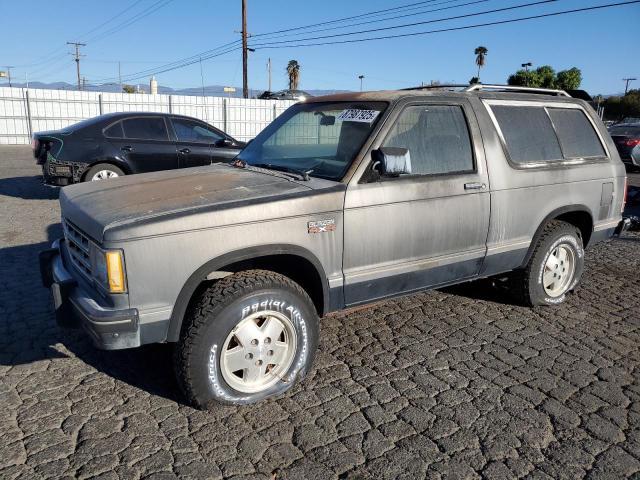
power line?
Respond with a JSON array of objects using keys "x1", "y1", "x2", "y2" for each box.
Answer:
[
  {"x1": 18, "y1": 0, "x2": 174, "y2": 78},
  {"x1": 252, "y1": 0, "x2": 493, "y2": 42},
  {"x1": 251, "y1": 0, "x2": 560, "y2": 47},
  {"x1": 250, "y1": 0, "x2": 467, "y2": 38},
  {"x1": 251, "y1": 1, "x2": 640, "y2": 49},
  {"x1": 83, "y1": 0, "x2": 176, "y2": 43},
  {"x1": 114, "y1": 46, "x2": 242, "y2": 84},
  {"x1": 90, "y1": 40, "x2": 241, "y2": 84},
  {"x1": 87, "y1": 0, "x2": 485, "y2": 85},
  {"x1": 76, "y1": 0, "x2": 148, "y2": 41},
  {"x1": 13, "y1": 0, "x2": 151, "y2": 69}
]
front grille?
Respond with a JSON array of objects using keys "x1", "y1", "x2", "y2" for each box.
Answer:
[{"x1": 63, "y1": 218, "x2": 93, "y2": 278}]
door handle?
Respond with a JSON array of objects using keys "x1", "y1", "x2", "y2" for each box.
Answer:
[
  {"x1": 179, "y1": 148, "x2": 190, "y2": 154},
  {"x1": 464, "y1": 182, "x2": 486, "y2": 190},
  {"x1": 121, "y1": 146, "x2": 133, "y2": 152}
]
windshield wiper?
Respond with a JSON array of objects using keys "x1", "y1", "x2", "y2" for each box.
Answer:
[{"x1": 251, "y1": 163, "x2": 313, "y2": 181}]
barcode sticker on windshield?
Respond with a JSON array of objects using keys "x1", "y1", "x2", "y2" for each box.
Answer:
[{"x1": 337, "y1": 109, "x2": 380, "y2": 123}]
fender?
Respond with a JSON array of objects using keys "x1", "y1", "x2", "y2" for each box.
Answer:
[
  {"x1": 165, "y1": 244, "x2": 330, "y2": 342},
  {"x1": 520, "y1": 204, "x2": 594, "y2": 268}
]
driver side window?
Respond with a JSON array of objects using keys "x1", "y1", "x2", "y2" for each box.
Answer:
[
  {"x1": 172, "y1": 118, "x2": 223, "y2": 143},
  {"x1": 384, "y1": 105, "x2": 474, "y2": 175}
]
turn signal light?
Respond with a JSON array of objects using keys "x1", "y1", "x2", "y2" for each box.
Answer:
[{"x1": 106, "y1": 251, "x2": 125, "y2": 293}]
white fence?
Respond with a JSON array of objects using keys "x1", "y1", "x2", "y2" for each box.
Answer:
[{"x1": 0, "y1": 87, "x2": 295, "y2": 145}]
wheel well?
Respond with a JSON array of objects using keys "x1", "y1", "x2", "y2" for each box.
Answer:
[
  {"x1": 82, "y1": 160, "x2": 129, "y2": 181},
  {"x1": 521, "y1": 207, "x2": 594, "y2": 269},
  {"x1": 555, "y1": 210, "x2": 593, "y2": 246},
  {"x1": 217, "y1": 255, "x2": 326, "y2": 316}
]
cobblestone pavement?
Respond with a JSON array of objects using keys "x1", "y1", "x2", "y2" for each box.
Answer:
[{"x1": 1, "y1": 146, "x2": 640, "y2": 480}]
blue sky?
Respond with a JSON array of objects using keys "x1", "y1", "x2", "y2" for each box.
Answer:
[{"x1": 2, "y1": 0, "x2": 639, "y2": 95}]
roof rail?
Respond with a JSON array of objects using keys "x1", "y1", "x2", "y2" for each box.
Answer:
[
  {"x1": 400, "y1": 84, "x2": 468, "y2": 91},
  {"x1": 464, "y1": 84, "x2": 571, "y2": 97}
]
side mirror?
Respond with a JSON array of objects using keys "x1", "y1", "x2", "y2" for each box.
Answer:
[
  {"x1": 372, "y1": 147, "x2": 412, "y2": 176},
  {"x1": 215, "y1": 138, "x2": 234, "y2": 148}
]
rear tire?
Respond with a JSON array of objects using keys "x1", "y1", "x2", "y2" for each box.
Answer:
[
  {"x1": 509, "y1": 220, "x2": 584, "y2": 306},
  {"x1": 84, "y1": 163, "x2": 124, "y2": 182},
  {"x1": 175, "y1": 270, "x2": 319, "y2": 409}
]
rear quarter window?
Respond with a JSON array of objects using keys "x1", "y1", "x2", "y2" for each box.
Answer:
[
  {"x1": 104, "y1": 121, "x2": 124, "y2": 138},
  {"x1": 547, "y1": 108, "x2": 605, "y2": 158},
  {"x1": 491, "y1": 105, "x2": 563, "y2": 164}
]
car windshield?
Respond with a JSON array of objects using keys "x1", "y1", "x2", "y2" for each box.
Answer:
[{"x1": 236, "y1": 101, "x2": 387, "y2": 181}]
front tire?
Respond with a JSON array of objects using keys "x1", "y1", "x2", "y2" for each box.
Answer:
[
  {"x1": 509, "y1": 220, "x2": 584, "y2": 306},
  {"x1": 175, "y1": 270, "x2": 319, "y2": 409}
]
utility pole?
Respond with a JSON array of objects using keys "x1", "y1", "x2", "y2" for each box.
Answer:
[
  {"x1": 67, "y1": 42, "x2": 86, "y2": 91},
  {"x1": 199, "y1": 56, "x2": 206, "y2": 97},
  {"x1": 623, "y1": 77, "x2": 637, "y2": 95},
  {"x1": 267, "y1": 57, "x2": 272, "y2": 92},
  {"x1": 4, "y1": 66, "x2": 13, "y2": 87},
  {"x1": 241, "y1": 0, "x2": 248, "y2": 98},
  {"x1": 118, "y1": 61, "x2": 122, "y2": 92}
]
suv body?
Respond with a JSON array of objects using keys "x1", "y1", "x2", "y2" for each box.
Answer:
[
  {"x1": 33, "y1": 112, "x2": 244, "y2": 186},
  {"x1": 41, "y1": 85, "x2": 628, "y2": 407}
]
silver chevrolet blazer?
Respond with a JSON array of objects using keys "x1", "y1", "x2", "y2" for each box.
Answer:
[{"x1": 40, "y1": 84, "x2": 629, "y2": 408}]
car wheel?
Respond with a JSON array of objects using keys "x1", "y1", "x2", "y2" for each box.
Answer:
[
  {"x1": 175, "y1": 270, "x2": 319, "y2": 409},
  {"x1": 84, "y1": 163, "x2": 124, "y2": 182},
  {"x1": 509, "y1": 220, "x2": 584, "y2": 306}
]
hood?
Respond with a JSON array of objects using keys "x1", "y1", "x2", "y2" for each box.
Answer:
[{"x1": 60, "y1": 164, "x2": 325, "y2": 242}]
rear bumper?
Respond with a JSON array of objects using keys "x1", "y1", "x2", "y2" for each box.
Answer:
[
  {"x1": 41, "y1": 157, "x2": 89, "y2": 186},
  {"x1": 39, "y1": 239, "x2": 141, "y2": 350},
  {"x1": 589, "y1": 218, "x2": 628, "y2": 246}
]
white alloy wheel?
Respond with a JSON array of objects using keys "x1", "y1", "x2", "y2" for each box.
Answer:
[
  {"x1": 91, "y1": 169, "x2": 119, "y2": 181},
  {"x1": 219, "y1": 310, "x2": 297, "y2": 394},
  {"x1": 542, "y1": 243, "x2": 576, "y2": 298}
]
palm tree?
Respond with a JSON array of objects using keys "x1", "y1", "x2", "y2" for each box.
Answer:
[
  {"x1": 286, "y1": 60, "x2": 300, "y2": 90},
  {"x1": 474, "y1": 46, "x2": 488, "y2": 82}
]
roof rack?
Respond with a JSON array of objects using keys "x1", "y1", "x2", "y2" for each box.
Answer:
[
  {"x1": 464, "y1": 84, "x2": 571, "y2": 97},
  {"x1": 400, "y1": 84, "x2": 468, "y2": 91}
]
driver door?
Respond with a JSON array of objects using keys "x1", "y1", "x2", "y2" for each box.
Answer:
[
  {"x1": 170, "y1": 117, "x2": 232, "y2": 167},
  {"x1": 343, "y1": 99, "x2": 490, "y2": 306}
]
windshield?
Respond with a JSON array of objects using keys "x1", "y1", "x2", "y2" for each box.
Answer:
[{"x1": 236, "y1": 101, "x2": 387, "y2": 181}]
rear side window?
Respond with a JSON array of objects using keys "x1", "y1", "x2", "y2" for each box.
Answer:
[
  {"x1": 384, "y1": 105, "x2": 474, "y2": 175},
  {"x1": 104, "y1": 121, "x2": 124, "y2": 138},
  {"x1": 122, "y1": 117, "x2": 168, "y2": 140},
  {"x1": 491, "y1": 106, "x2": 562, "y2": 163},
  {"x1": 547, "y1": 108, "x2": 605, "y2": 158}
]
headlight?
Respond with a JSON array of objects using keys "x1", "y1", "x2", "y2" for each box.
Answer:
[{"x1": 90, "y1": 245, "x2": 127, "y2": 293}]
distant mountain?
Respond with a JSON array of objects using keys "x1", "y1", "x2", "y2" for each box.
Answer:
[{"x1": 0, "y1": 81, "x2": 349, "y2": 98}]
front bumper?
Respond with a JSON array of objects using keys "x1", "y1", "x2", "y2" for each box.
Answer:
[{"x1": 39, "y1": 239, "x2": 141, "y2": 350}]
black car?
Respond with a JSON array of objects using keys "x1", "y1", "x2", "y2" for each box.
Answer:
[
  {"x1": 258, "y1": 89, "x2": 312, "y2": 101},
  {"x1": 33, "y1": 112, "x2": 245, "y2": 185},
  {"x1": 608, "y1": 123, "x2": 640, "y2": 171}
]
